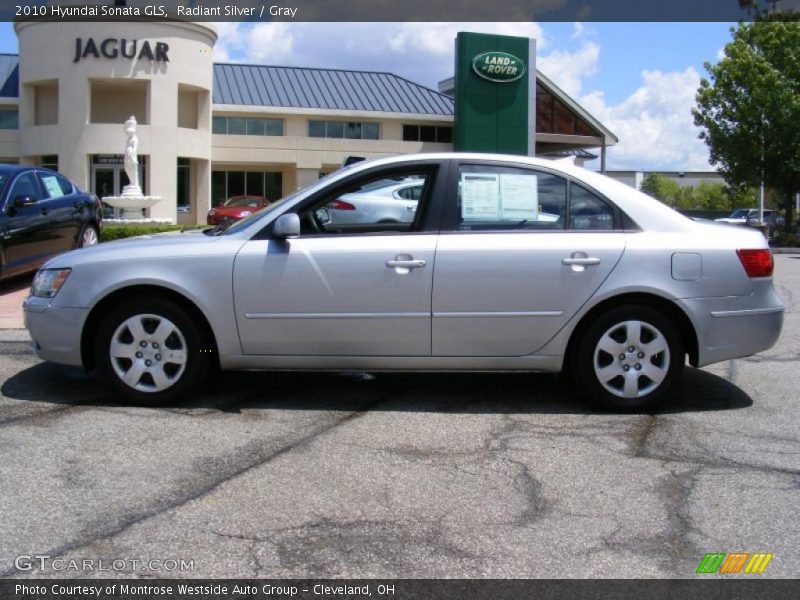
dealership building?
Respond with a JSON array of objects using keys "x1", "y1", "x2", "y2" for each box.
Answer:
[{"x1": 0, "y1": 20, "x2": 617, "y2": 224}]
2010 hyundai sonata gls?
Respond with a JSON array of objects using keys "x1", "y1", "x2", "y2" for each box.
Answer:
[{"x1": 24, "y1": 154, "x2": 784, "y2": 411}]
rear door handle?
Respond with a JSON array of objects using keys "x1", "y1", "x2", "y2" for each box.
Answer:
[
  {"x1": 386, "y1": 259, "x2": 426, "y2": 269},
  {"x1": 562, "y1": 257, "x2": 600, "y2": 266}
]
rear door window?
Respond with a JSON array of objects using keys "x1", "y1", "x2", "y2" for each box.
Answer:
[
  {"x1": 569, "y1": 184, "x2": 615, "y2": 230},
  {"x1": 456, "y1": 165, "x2": 567, "y2": 231}
]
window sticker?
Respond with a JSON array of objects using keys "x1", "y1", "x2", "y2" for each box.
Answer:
[
  {"x1": 499, "y1": 173, "x2": 538, "y2": 220},
  {"x1": 41, "y1": 175, "x2": 64, "y2": 199},
  {"x1": 461, "y1": 173, "x2": 500, "y2": 219}
]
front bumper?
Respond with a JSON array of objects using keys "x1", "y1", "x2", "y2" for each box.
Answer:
[
  {"x1": 679, "y1": 282, "x2": 784, "y2": 367},
  {"x1": 23, "y1": 296, "x2": 88, "y2": 367}
]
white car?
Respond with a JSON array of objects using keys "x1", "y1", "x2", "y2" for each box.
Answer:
[
  {"x1": 715, "y1": 208, "x2": 773, "y2": 225},
  {"x1": 321, "y1": 178, "x2": 423, "y2": 226}
]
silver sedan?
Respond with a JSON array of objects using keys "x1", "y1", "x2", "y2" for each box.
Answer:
[{"x1": 24, "y1": 154, "x2": 784, "y2": 412}]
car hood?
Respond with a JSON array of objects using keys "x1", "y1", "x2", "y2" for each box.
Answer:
[
  {"x1": 42, "y1": 229, "x2": 245, "y2": 269},
  {"x1": 212, "y1": 206, "x2": 254, "y2": 215}
]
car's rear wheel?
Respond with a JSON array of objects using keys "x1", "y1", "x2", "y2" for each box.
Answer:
[
  {"x1": 95, "y1": 298, "x2": 211, "y2": 403},
  {"x1": 78, "y1": 223, "x2": 99, "y2": 248},
  {"x1": 573, "y1": 305, "x2": 684, "y2": 412}
]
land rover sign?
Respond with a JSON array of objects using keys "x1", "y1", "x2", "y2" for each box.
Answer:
[{"x1": 472, "y1": 51, "x2": 526, "y2": 83}]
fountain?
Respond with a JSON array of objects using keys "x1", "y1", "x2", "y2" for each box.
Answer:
[{"x1": 102, "y1": 115, "x2": 167, "y2": 222}]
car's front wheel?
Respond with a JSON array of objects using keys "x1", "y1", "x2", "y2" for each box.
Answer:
[
  {"x1": 95, "y1": 298, "x2": 211, "y2": 403},
  {"x1": 78, "y1": 223, "x2": 99, "y2": 248},
  {"x1": 573, "y1": 305, "x2": 684, "y2": 412}
]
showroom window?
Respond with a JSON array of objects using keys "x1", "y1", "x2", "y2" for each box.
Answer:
[
  {"x1": 211, "y1": 171, "x2": 283, "y2": 204},
  {"x1": 402, "y1": 124, "x2": 453, "y2": 143},
  {"x1": 536, "y1": 84, "x2": 598, "y2": 136},
  {"x1": 308, "y1": 120, "x2": 380, "y2": 140},
  {"x1": 41, "y1": 155, "x2": 58, "y2": 171},
  {"x1": 212, "y1": 116, "x2": 284, "y2": 136},
  {"x1": 176, "y1": 158, "x2": 191, "y2": 209},
  {"x1": 0, "y1": 109, "x2": 18, "y2": 129}
]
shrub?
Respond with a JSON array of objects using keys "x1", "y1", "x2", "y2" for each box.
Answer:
[{"x1": 100, "y1": 223, "x2": 207, "y2": 242}]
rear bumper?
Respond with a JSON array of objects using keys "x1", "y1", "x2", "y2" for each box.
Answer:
[
  {"x1": 23, "y1": 296, "x2": 87, "y2": 367},
  {"x1": 679, "y1": 283, "x2": 784, "y2": 367}
]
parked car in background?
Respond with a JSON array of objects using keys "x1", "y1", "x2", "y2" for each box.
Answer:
[
  {"x1": 25, "y1": 153, "x2": 783, "y2": 412},
  {"x1": 715, "y1": 208, "x2": 784, "y2": 240},
  {"x1": 1, "y1": 164, "x2": 101, "y2": 281},
  {"x1": 321, "y1": 178, "x2": 424, "y2": 226},
  {"x1": 715, "y1": 208, "x2": 773, "y2": 226},
  {"x1": 207, "y1": 195, "x2": 270, "y2": 226}
]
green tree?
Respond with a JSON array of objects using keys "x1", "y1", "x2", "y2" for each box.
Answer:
[
  {"x1": 693, "y1": 181, "x2": 730, "y2": 210},
  {"x1": 640, "y1": 173, "x2": 682, "y2": 206},
  {"x1": 693, "y1": 17, "x2": 800, "y2": 232}
]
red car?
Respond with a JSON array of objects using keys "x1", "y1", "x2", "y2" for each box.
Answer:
[{"x1": 207, "y1": 195, "x2": 270, "y2": 225}]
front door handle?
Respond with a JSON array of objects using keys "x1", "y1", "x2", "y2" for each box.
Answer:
[
  {"x1": 386, "y1": 254, "x2": 426, "y2": 275},
  {"x1": 562, "y1": 257, "x2": 601, "y2": 266},
  {"x1": 386, "y1": 259, "x2": 426, "y2": 269}
]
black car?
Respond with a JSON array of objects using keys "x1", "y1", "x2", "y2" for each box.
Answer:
[{"x1": 0, "y1": 164, "x2": 102, "y2": 281}]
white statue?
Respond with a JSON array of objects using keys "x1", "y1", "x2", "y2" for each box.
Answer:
[
  {"x1": 122, "y1": 115, "x2": 142, "y2": 196},
  {"x1": 102, "y1": 114, "x2": 162, "y2": 220}
]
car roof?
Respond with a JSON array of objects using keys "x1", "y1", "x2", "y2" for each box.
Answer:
[{"x1": 0, "y1": 164, "x2": 59, "y2": 176}]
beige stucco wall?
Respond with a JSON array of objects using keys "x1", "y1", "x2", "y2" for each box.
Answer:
[
  {"x1": 33, "y1": 82, "x2": 58, "y2": 126},
  {"x1": 89, "y1": 81, "x2": 149, "y2": 124},
  {"x1": 15, "y1": 20, "x2": 217, "y2": 222}
]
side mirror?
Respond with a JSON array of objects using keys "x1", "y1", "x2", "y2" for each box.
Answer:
[
  {"x1": 272, "y1": 213, "x2": 300, "y2": 239},
  {"x1": 14, "y1": 195, "x2": 36, "y2": 209},
  {"x1": 217, "y1": 201, "x2": 224, "y2": 208}
]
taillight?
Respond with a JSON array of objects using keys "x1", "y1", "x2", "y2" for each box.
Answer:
[
  {"x1": 736, "y1": 249, "x2": 774, "y2": 277},
  {"x1": 328, "y1": 199, "x2": 356, "y2": 211}
]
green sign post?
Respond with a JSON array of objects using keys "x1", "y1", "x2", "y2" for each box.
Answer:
[{"x1": 454, "y1": 32, "x2": 536, "y2": 155}]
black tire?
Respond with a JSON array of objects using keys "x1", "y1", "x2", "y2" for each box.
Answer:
[
  {"x1": 77, "y1": 223, "x2": 99, "y2": 248},
  {"x1": 95, "y1": 298, "x2": 212, "y2": 404},
  {"x1": 573, "y1": 305, "x2": 684, "y2": 412}
]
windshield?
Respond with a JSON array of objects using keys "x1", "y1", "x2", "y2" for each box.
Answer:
[
  {"x1": 224, "y1": 196, "x2": 263, "y2": 208},
  {"x1": 729, "y1": 209, "x2": 748, "y2": 218}
]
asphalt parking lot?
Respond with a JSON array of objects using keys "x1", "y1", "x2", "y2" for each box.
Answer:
[{"x1": 0, "y1": 255, "x2": 798, "y2": 579}]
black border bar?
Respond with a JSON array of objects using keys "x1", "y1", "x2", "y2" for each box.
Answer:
[
  {"x1": 0, "y1": 0, "x2": 789, "y2": 22},
  {"x1": 2, "y1": 579, "x2": 800, "y2": 600}
]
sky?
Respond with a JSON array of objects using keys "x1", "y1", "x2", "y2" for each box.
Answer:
[{"x1": 0, "y1": 21, "x2": 736, "y2": 171}]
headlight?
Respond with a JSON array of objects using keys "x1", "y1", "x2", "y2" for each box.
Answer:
[
  {"x1": 31, "y1": 268, "x2": 71, "y2": 298},
  {"x1": 240, "y1": 211, "x2": 252, "y2": 217},
  {"x1": 209, "y1": 209, "x2": 216, "y2": 216}
]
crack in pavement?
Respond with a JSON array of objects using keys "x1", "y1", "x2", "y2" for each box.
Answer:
[
  {"x1": 0, "y1": 396, "x2": 387, "y2": 578},
  {"x1": 595, "y1": 465, "x2": 703, "y2": 576}
]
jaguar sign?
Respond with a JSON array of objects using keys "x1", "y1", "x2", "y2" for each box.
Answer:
[
  {"x1": 472, "y1": 51, "x2": 526, "y2": 83},
  {"x1": 73, "y1": 38, "x2": 170, "y2": 63}
]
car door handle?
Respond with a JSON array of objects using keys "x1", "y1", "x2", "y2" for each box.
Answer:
[
  {"x1": 386, "y1": 259, "x2": 426, "y2": 269},
  {"x1": 562, "y1": 257, "x2": 601, "y2": 266}
]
